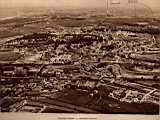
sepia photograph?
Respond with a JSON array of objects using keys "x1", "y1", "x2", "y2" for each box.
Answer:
[{"x1": 0, "y1": 0, "x2": 160, "y2": 119}]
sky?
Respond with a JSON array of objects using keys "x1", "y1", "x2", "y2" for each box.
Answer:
[{"x1": 0, "y1": 0, "x2": 159, "y2": 10}]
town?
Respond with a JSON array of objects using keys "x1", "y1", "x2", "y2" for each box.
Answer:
[{"x1": 1, "y1": 19, "x2": 160, "y2": 114}]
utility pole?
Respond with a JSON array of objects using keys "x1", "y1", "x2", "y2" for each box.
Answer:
[
  {"x1": 106, "y1": 0, "x2": 109, "y2": 15},
  {"x1": 133, "y1": 0, "x2": 137, "y2": 17},
  {"x1": 128, "y1": 0, "x2": 138, "y2": 18},
  {"x1": 106, "y1": 0, "x2": 121, "y2": 16}
]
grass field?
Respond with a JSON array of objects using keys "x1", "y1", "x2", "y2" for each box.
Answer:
[{"x1": 0, "y1": 52, "x2": 22, "y2": 62}]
